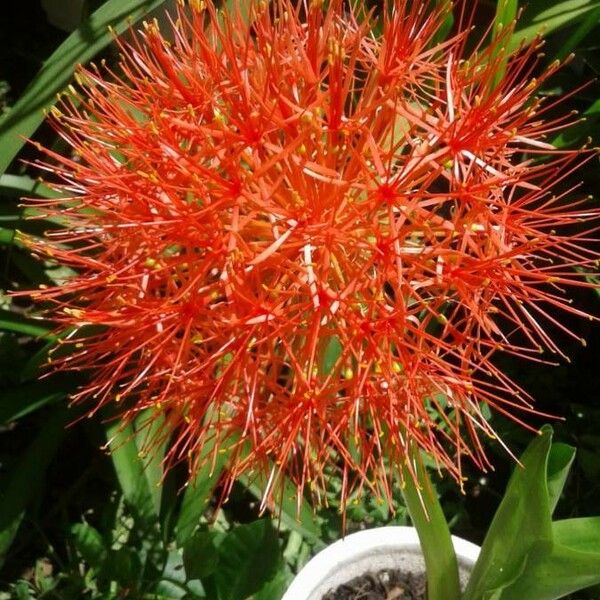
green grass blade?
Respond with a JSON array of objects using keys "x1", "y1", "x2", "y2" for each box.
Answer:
[
  {"x1": 508, "y1": 0, "x2": 600, "y2": 53},
  {"x1": 555, "y1": 6, "x2": 600, "y2": 61},
  {"x1": 491, "y1": 0, "x2": 519, "y2": 89},
  {"x1": 0, "y1": 174, "x2": 59, "y2": 199},
  {"x1": 0, "y1": 376, "x2": 79, "y2": 423},
  {"x1": 552, "y1": 98, "x2": 600, "y2": 148},
  {"x1": 0, "y1": 0, "x2": 169, "y2": 175},
  {"x1": 0, "y1": 309, "x2": 54, "y2": 338}
]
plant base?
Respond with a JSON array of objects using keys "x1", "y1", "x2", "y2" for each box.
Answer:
[{"x1": 282, "y1": 527, "x2": 480, "y2": 600}]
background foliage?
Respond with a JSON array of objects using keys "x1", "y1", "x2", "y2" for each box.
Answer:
[{"x1": 0, "y1": 1, "x2": 599, "y2": 598}]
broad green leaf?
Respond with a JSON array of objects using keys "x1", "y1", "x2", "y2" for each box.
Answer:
[
  {"x1": 508, "y1": 0, "x2": 600, "y2": 52},
  {"x1": 214, "y1": 519, "x2": 281, "y2": 600},
  {"x1": 553, "y1": 517, "x2": 600, "y2": 553},
  {"x1": 253, "y1": 569, "x2": 292, "y2": 600},
  {"x1": 71, "y1": 522, "x2": 108, "y2": 568},
  {"x1": 105, "y1": 418, "x2": 158, "y2": 522},
  {"x1": 463, "y1": 427, "x2": 555, "y2": 600},
  {"x1": 174, "y1": 432, "x2": 238, "y2": 546},
  {"x1": 182, "y1": 530, "x2": 220, "y2": 580},
  {"x1": 0, "y1": 407, "x2": 67, "y2": 567},
  {"x1": 0, "y1": 0, "x2": 169, "y2": 175},
  {"x1": 464, "y1": 427, "x2": 600, "y2": 600},
  {"x1": 498, "y1": 518, "x2": 600, "y2": 599},
  {"x1": 133, "y1": 409, "x2": 168, "y2": 516},
  {"x1": 545, "y1": 442, "x2": 576, "y2": 514}
]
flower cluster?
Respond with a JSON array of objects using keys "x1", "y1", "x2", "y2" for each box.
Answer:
[{"x1": 26, "y1": 0, "x2": 598, "y2": 509}]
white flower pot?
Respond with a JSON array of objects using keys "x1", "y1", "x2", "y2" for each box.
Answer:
[{"x1": 282, "y1": 526, "x2": 480, "y2": 600}]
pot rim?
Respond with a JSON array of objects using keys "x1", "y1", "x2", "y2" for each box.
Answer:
[{"x1": 282, "y1": 525, "x2": 480, "y2": 600}]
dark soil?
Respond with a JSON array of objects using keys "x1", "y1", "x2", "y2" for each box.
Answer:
[{"x1": 322, "y1": 569, "x2": 426, "y2": 600}]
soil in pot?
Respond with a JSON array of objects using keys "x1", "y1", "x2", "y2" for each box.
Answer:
[{"x1": 322, "y1": 568, "x2": 426, "y2": 600}]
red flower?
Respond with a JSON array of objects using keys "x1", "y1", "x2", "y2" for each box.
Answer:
[{"x1": 24, "y1": 0, "x2": 598, "y2": 510}]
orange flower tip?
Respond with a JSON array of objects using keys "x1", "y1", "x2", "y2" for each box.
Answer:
[
  {"x1": 581, "y1": 338, "x2": 587, "y2": 348},
  {"x1": 115, "y1": 394, "x2": 122, "y2": 402}
]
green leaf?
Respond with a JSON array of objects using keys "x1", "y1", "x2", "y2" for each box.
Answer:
[
  {"x1": 464, "y1": 427, "x2": 600, "y2": 600},
  {"x1": 555, "y1": 6, "x2": 600, "y2": 61},
  {"x1": 0, "y1": 376, "x2": 78, "y2": 424},
  {"x1": 498, "y1": 518, "x2": 600, "y2": 599},
  {"x1": 0, "y1": 0, "x2": 169, "y2": 175},
  {"x1": 174, "y1": 432, "x2": 238, "y2": 546},
  {"x1": 508, "y1": 0, "x2": 600, "y2": 52},
  {"x1": 545, "y1": 443, "x2": 576, "y2": 514},
  {"x1": 0, "y1": 309, "x2": 54, "y2": 339},
  {"x1": 133, "y1": 409, "x2": 168, "y2": 516},
  {"x1": 433, "y1": 1, "x2": 454, "y2": 45},
  {"x1": 214, "y1": 519, "x2": 281, "y2": 600},
  {"x1": 321, "y1": 335, "x2": 342, "y2": 376},
  {"x1": 71, "y1": 522, "x2": 108, "y2": 568},
  {"x1": 552, "y1": 98, "x2": 600, "y2": 148},
  {"x1": 0, "y1": 174, "x2": 60, "y2": 199},
  {"x1": 105, "y1": 417, "x2": 160, "y2": 522},
  {"x1": 182, "y1": 530, "x2": 220, "y2": 580},
  {"x1": 253, "y1": 569, "x2": 291, "y2": 600},
  {"x1": 401, "y1": 448, "x2": 460, "y2": 600},
  {"x1": 0, "y1": 407, "x2": 67, "y2": 567},
  {"x1": 463, "y1": 427, "x2": 555, "y2": 599},
  {"x1": 494, "y1": 0, "x2": 519, "y2": 34},
  {"x1": 490, "y1": 0, "x2": 519, "y2": 89},
  {"x1": 239, "y1": 470, "x2": 322, "y2": 547}
]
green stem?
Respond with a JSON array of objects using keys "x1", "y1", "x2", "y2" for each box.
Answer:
[{"x1": 401, "y1": 447, "x2": 461, "y2": 600}]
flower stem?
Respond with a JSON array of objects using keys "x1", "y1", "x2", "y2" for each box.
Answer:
[{"x1": 401, "y1": 447, "x2": 461, "y2": 600}]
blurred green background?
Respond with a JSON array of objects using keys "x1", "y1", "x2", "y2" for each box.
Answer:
[{"x1": 0, "y1": 1, "x2": 599, "y2": 598}]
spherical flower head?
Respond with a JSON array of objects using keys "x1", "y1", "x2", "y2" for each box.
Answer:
[{"x1": 24, "y1": 0, "x2": 599, "y2": 510}]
